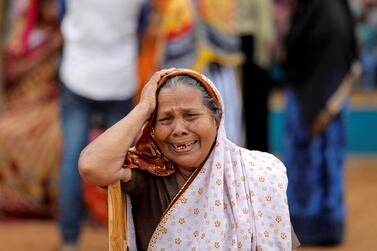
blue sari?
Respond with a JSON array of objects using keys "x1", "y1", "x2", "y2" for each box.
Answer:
[{"x1": 283, "y1": 89, "x2": 348, "y2": 244}]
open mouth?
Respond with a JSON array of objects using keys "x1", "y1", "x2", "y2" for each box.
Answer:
[{"x1": 171, "y1": 140, "x2": 198, "y2": 153}]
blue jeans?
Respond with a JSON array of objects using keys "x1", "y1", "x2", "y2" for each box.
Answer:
[{"x1": 58, "y1": 86, "x2": 133, "y2": 245}]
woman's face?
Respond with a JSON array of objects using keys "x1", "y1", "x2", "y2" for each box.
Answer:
[{"x1": 154, "y1": 84, "x2": 218, "y2": 171}]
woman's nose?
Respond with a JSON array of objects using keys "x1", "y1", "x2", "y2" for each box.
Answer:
[{"x1": 172, "y1": 119, "x2": 188, "y2": 136}]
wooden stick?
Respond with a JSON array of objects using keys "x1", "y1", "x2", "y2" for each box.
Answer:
[{"x1": 108, "y1": 181, "x2": 127, "y2": 251}]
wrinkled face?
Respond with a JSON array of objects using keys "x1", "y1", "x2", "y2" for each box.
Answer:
[{"x1": 154, "y1": 85, "x2": 218, "y2": 171}]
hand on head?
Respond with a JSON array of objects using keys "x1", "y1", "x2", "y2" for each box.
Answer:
[{"x1": 139, "y1": 68, "x2": 176, "y2": 115}]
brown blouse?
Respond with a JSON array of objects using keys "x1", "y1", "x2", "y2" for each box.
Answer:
[{"x1": 123, "y1": 169, "x2": 300, "y2": 250}]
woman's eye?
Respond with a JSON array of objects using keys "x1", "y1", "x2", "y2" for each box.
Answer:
[
  {"x1": 186, "y1": 114, "x2": 198, "y2": 121},
  {"x1": 158, "y1": 117, "x2": 172, "y2": 124}
]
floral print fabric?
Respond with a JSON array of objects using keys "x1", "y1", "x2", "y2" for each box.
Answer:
[{"x1": 148, "y1": 140, "x2": 292, "y2": 250}]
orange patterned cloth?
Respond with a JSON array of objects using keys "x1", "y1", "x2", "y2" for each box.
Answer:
[{"x1": 136, "y1": 0, "x2": 243, "y2": 102}]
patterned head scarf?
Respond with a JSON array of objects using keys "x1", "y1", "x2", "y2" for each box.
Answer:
[
  {"x1": 125, "y1": 69, "x2": 292, "y2": 250},
  {"x1": 123, "y1": 68, "x2": 220, "y2": 176}
]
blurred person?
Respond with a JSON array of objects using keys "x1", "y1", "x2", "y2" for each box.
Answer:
[
  {"x1": 282, "y1": 0, "x2": 357, "y2": 245},
  {"x1": 0, "y1": 0, "x2": 62, "y2": 218},
  {"x1": 57, "y1": 0, "x2": 144, "y2": 250},
  {"x1": 79, "y1": 68, "x2": 300, "y2": 250},
  {"x1": 56, "y1": 0, "x2": 65, "y2": 19},
  {"x1": 237, "y1": 0, "x2": 275, "y2": 151},
  {"x1": 351, "y1": 2, "x2": 377, "y2": 90},
  {"x1": 357, "y1": 9, "x2": 377, "y2": 90},
  {"x1": 137, "y1": 0, "x2": 245, "y2": 146}
]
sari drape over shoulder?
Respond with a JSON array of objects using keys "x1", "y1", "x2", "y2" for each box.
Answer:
[{"x1": 123, "y1": 69, "x2": 293, "y2": 250}]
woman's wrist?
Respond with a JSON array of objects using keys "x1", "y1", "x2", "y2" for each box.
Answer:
[{"x1": 135, "y1": 102, "x2": 155, "y2": 119}]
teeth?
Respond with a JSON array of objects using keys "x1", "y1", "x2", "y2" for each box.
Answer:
[{"x1": 173, "y1": 141, "x2": 195, "y2": 150}]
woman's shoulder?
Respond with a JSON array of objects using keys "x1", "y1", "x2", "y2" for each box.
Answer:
[
  {"x1": 238, "y1": 149, "x2": 287, "y2": 176},
  {"x1": 239, "y1": 148, "x2": 285, "y2": 164}
]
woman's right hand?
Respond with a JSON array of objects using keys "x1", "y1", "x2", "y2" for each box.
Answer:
[
  {"x1": 139, "y1": 68, "x2": 175, "y2": 115},
  {"x1": 79, "y1": 68, "x2": 175, "y2": 187}
]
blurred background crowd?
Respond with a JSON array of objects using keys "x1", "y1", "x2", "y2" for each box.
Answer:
[{"x1": 0, "y1": 0, "x2": 376, "y2": 250}]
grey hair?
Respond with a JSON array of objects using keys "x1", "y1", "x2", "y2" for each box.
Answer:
[{"x1": 159, "y1": 75, "x2": 222, "y2": 121}]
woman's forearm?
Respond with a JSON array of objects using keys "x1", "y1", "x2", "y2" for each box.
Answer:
[{"x1": 78, "y1": 103, "x2": 153, "y2": 186}]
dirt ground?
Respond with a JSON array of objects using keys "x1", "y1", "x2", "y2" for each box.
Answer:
[{"x1": 0, "y1": 156, "x2": 376, "y2": 251}]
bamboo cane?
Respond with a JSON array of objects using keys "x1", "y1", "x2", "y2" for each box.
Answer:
[{"x1": 108, "y1": 181, "x2": 127, "y2": 251}]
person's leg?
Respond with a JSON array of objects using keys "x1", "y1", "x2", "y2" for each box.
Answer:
[
  {"x1": 102, "y1": 97, "x2": 134, "y2": 129},
  {"x1": 58, "y1": 86, "x2": 93, "y2": 247},
  {"x1": 321, "y1": 106, "x2": 347, "y2": 244},
  {"x1": 283, "y1": 89, "x2": 324, "y2": 244}
]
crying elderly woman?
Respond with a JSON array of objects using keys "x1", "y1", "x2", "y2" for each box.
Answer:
[{"x1": 79, "y1": 68, "x2": 300, "y2": 250}]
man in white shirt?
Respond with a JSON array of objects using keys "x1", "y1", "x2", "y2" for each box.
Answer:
[{"x1": 57, "y1": 1, "x2": 144, "y2": 250}]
